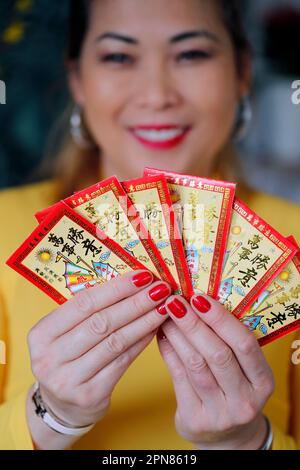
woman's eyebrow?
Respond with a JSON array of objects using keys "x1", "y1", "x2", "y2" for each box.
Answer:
[
  {"x1": 95, "y1": 32, "x2": 138, "y2": 45},
  {"x1": 170, "y1": 30, "x2": 220, "y2": 44},
  {"x1": 95, "y1": 29, "x2": 220, "y2": 45}
]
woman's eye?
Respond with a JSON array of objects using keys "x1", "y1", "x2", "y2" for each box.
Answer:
[
  {"x1": 177, "y1": 50, "x2": 211, "y2": 62},
  {"x1": 101, "y1": 53, "x2": 134, "y2": 64}
]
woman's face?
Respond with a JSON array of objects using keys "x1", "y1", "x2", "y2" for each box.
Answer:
[{"x1": 70, "y1": 0, "x2": 249, "y2": 179}]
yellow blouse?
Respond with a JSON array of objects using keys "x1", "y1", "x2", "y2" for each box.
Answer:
[{"x1": 0, "y1": 179, "x2": 299, "y2": 450}]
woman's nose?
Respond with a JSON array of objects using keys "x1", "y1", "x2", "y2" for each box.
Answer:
[{"x1": 135, "y1": 61, "x2": 181, "y2": 111}]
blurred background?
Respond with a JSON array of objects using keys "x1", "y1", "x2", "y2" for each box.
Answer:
[{"x1": 0, "y1": 0, "x2": 300, "y2": 202}]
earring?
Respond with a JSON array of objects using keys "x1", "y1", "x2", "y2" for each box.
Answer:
[
  {"x1": 233, "y1": 95, "x2": 253, "y2": 142},
  {"x1": 70, "y1": 104, "x2": 94, "y2": 148}
]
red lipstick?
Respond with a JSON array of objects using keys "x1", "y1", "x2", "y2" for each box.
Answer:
[{"x1": 128, "y1": 125, "x2": 191, "y2": 150}]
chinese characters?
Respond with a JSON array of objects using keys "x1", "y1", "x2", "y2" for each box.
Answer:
[{"x1": 48, "y1": 227, "x2": 102, "y2": 259}]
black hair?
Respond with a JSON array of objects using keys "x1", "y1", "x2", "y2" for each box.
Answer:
[
  {"x1": 68, "y1": 0, "x2": 90, "y2": 60},
  {"x1": 67, "y1": 0, "x2": 251, "y2": 73},
  {"x1": 217, "y1": 0, "x2": 251, "y2": 72}
]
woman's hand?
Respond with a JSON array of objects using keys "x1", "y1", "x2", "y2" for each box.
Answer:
[
  {"x1": 27, "y1": 270, "x2": 171, "y2": 449},
  {"x1": 156, "y1": 294, "x2": 275, "y2": 450}
]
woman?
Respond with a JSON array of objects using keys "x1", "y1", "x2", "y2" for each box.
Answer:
[{"x1": 0, "y1": 0, "x2": 299, "y2": 450}]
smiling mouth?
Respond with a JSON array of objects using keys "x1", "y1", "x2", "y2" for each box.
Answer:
[{"x1": 128, "y1": 125, "x2": 191, "y2": 149}]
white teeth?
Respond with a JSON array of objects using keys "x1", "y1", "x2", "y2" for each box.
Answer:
[{"x1": 133, "y1": 128, "x2": 185, "y2": 142}]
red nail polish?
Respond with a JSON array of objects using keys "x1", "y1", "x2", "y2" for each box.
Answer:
[
  {"x1": 148, "y1": 283, "x2": 170, "y2": 302},
  {"x1": 192, "y1": 295, "x2": 211, "y2": 313},
  {"x1": 132, "y1": 271, "x2": 153, "y2": 288},
  {"x1": 167, "y1": 298, "x2": 187, "y2": 318},
  {"x1": 156, "y1": 301, "x2": 168, "y2": 316}
]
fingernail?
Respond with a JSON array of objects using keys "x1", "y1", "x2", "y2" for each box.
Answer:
[
  {"x1": 192, "y1": 295, "x2": 211, "y2": 314},
  {"x1": 132, "y1": 271, "x2": 153, "y2": 288},
  {"x1": 157, "y1": 327, "x2": 167, "y2": 341},
  {"x1": 167, "y1": 298, "x2": 187, "y2": 318},
  {"x1": 156, "y1": 301, "x2": 168, "y2": 316},
  {"x1": 148, "y1": 283, "x2": 170, "y2": 302}
]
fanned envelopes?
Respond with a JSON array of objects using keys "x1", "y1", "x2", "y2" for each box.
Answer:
[{"x1": 35, "y1": 176, "x2": 177, "y2": 290}]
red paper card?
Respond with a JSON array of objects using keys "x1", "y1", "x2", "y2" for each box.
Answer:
[
  {"x1": 144, "y1": 167, "x2": 236, "y2": 298},
  {"x1": 239, "y1": 236, "x2": 300, "y2": 346},
  {"x1": 35, "y1": 202, "x2": 60, "y2": 223},
  {"x1": 218, "y1": 198, "x2": 298, "y2": 317},
  {"x1": 122, "y1": 174, "x2": 194, "y2": 299}
]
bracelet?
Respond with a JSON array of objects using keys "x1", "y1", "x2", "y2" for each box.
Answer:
[
  {"x1": 32, "y1": 382, "x2": 95, "y2": 437},
  {"x1": 259, "y1": 416, "x2": 273, "y2": 450}
]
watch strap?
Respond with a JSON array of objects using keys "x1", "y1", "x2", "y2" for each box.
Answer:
[{"x1": 32, "y1": 382, "x2": 94, "y2": 437}]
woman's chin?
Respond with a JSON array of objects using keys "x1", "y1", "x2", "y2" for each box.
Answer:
[{"x1": 128, "y1": 151, "x2": 192, "y2": 172}]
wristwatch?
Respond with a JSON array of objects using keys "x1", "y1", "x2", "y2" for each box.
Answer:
[
  {"x1": 259, "y1": 416, "x2": 273, "y2": 450},
  {"x1": 32, "y1": 382, "x2": 95, "y2": 436}
]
